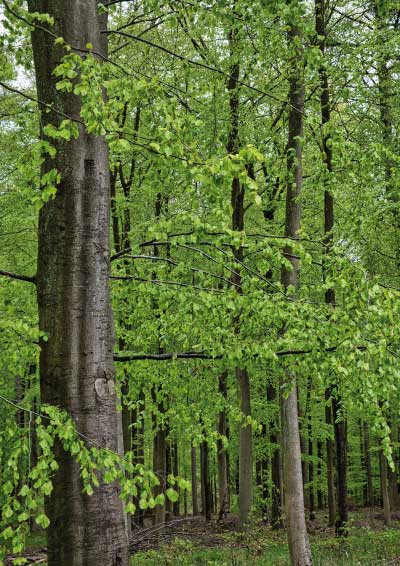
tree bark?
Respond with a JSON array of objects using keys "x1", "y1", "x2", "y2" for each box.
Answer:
[
  {"x1": 227, "y1": 21, "x2": 252, "y2": 527},
  {"x1": 315, "y1": 0, "x2": 348, "y2": 534},
  {"x1": 379, "y1": 449, "x2": 392, "y2": 526},
  {"x1": 191, "y1": 444, "x2": 199, "y2": 515},
  {"x1": 332, "y1": 398, "x2": 348, "y2": 536},
  {"x1": 325, "y1": 389, "x2": 336, "y2": 525},
  {"x1": 200, "y1": 439, "x2": 212, "y2": 521},
  {"x1": 217, "y1": 371, "x2": 229, "y2": 520},
  {"x1": 280, "y1": 18, "x2": 312, "y2": 566},
  {"x1": 28, "y1": 1, "x2": 129, "y2": 564},
  {"x1": 362, "y1": 422, "x2": 374, "y2": 507},
  {"x1": 267, "y1": 383, "x2": 282, "y2": 528}
]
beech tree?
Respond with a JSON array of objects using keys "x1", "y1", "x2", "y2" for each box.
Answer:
[{"x1": 27, "y1": 0, "x2": 129, "y2": 564}]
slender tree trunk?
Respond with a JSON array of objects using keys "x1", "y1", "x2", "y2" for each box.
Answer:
[
  {"x1": 325, "y1": 390, "x2": 336, "y2": 525},
  {"x1": 280, "y1": 18, "x2": 312, "y2": 566},
  {"x1": 217, "y1": 371, "x2": 229, "y2": 520},
  {"x1": 200, "y1": 439, "x2": 212, "y2": 521},
  {"x1": 134, "y1": 390, "x2": 145, "y2": 527},
  {"x1": 379, "y1": 449, "x2": 392, "y2": 526},
  {"x1": 28, "y1": 2, "x2": 128, "y2": 563},
  {"x1": 267, "y1": 383, "x2": 282, "y2": 528},
  {"x1": 173, "y1": 440, "x2": 180, "y2": 516},
  {"x1": 363, "y1": 422, "x2": 374, "y2": 507},
  {"x1": 317, "y1": 441, "x2": 323, "y2": 509},
  {"x1": 153, "y1": 414, "x2": 167, "y2": 525},
  {"x1": 388, "y1": 424, "x2": 399, "y2": 510},
  {"x1": 191, "y1": 444, "x2": 199, "y2": 515},
  {"x1": 332, "y1": 399, "x2": 348, "y2": 536}
]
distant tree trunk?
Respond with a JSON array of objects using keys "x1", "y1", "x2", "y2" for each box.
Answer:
[
  {"x1": 388, "y1": 424, "x2": 399, "y2": 510},
  {"x1": 200, "y1": 439, "x2": 212, "y2": 521},
  {"x1": 191, "y1": 444, "x2": 199, "y2": 515},
  {"x1": 379, "y1": 449, "x2": 392, "y2": 526},
  {"x1": 134, "y1": 390, "x2": 145, "y2": 527},
  {"x1": 363, "y1": 422, "x2": 374, "y2": 507},
  {"x1": 217, "y1": 371, "x2": 229, "y2": 519},
  {"x1": 165, "y1": 433, "x2": 172, "y2": 521},
  {"x1": 325, "y1": 390, "x2": 336, "y2": 525},
  {"x1": 280, "y1": 18, "x2": 312, "y2": 566},
  {"x1": 317, "y1": 441, "x2": 323, "y2": 509},
  {"x1": 332, "y1": 399, "x2": 348, "y2": 536},
  {"x1": 28, "y1": 1, "x2": 129, "y2": 564},
  {"x1": 173, "y1": 440, "x2": 180, "y2": 516},
  {"x1": 307, "y1": 383, "x2": 315, "y2": 521},
  {"x1": 268, "y1": 383, "x2": 283, "y2": 529},
  {"x1": 256, "y1": 437, "x2": 268, "y2": 522},
  {"x1": 152, "y1": 382, "x2": 167, "y2": 526}
]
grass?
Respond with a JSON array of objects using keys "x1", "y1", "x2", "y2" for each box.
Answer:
[
  {"x1": 132, "y1": 526, "x2": 400, "y2": 565},
  {"x1": 20, "y1": 511, "x2": 400, "y2": 565}
]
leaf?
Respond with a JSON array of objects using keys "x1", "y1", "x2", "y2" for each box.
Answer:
[{"x1": 166, "y1": 488, "x2": 179, "y2": 503}]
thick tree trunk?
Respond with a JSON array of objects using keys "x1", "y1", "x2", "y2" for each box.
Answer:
[
  {"x1": 315, "y1": 0, "x2": 348, "y2": 535},
  {"x1": 298, "y1": 389, "x2": 309, "y2": 514},
  {"x1": 226, "y1": 22, "x2": 252, "y2": 527},
  {"x1": 28, "y1": 1, "x2": 128, "y2": 564},
  {"x1": 280, "y1": 20, "x2": 312, "y2": 566},
  {"x1": 307, "y1": 388, "x2": 315, "y2": 521}
]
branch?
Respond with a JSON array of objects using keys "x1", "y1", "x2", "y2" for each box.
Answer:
[
  {"x1": 0, "y1": 269, "x2": 36, "y2": 284},
  {"x1": 103, "y1": 30, "x2": 285, "y2": 105},
  {"x1": 114, "y1": 351, "x2": 220, "y2": 361},
  {"x1": 113, "y1": 344, "x2": 351, "y2": 362}
]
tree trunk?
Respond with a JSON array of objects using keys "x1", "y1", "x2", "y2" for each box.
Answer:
[
  {"x1": 226, "y1": 22, "x2": 252, "y2": 527},
  {"x1": 317, "y1": 441, "x2": 323, "y2": 509},
  {"x1": 363, "y1": 422, "x2": 374, "y2": 507},
  {"x1": 325, "y1": 390, "x2": 336, "y2": 525},
  {"x1": 379, "y1": 449, "x2": 392, "y2": 526},
  {"x1": 217, "y1": 371, "x2": 229, "y2": 520},
  {"x1": 267, "y1": 383, "x2": 282, "y2": 529},
  {"x1": 200, "y1": 439, "x2": 212, "y2": 521},
  {"x1": 28, "y1": 1, "x2": 129, "y2": 564},
  {"x1": 153, "y1": 419, "x2": 167, "y2": 525},
  {"x1": 173, "y1": 440, "x2": 180, "y2": 516},
  {"x1": 315, "y1": 0, "x2": 349, "y2": 535},
  {"x1": 332, "y1": 399, "x2": 348, "y2": 536},
  {"x1": 191, "y1": 444, "x2": 199, "y2": 515},
  {"x1": 280, "y1": 19, "x2": 312, "y2": 566}
]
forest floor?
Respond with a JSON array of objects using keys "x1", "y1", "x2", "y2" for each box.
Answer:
[{"x1": 7, "y1": 508, "x2": 400, "y2": 565}]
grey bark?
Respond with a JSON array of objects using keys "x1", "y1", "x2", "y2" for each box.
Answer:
[
  {"x1": 28, "y1": 1, "x2": 129, "y2": 564},
  {"x1": 191, "y1": 444, "x2": 199, "y2": 515},
  {"x1": 280, "y1": 18, "x2": 312, "y2": 566}
]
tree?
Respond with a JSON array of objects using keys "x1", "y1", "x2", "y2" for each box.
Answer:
[{"x1": 27, "y1": 1, "x2": 129, "y2": 564}]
